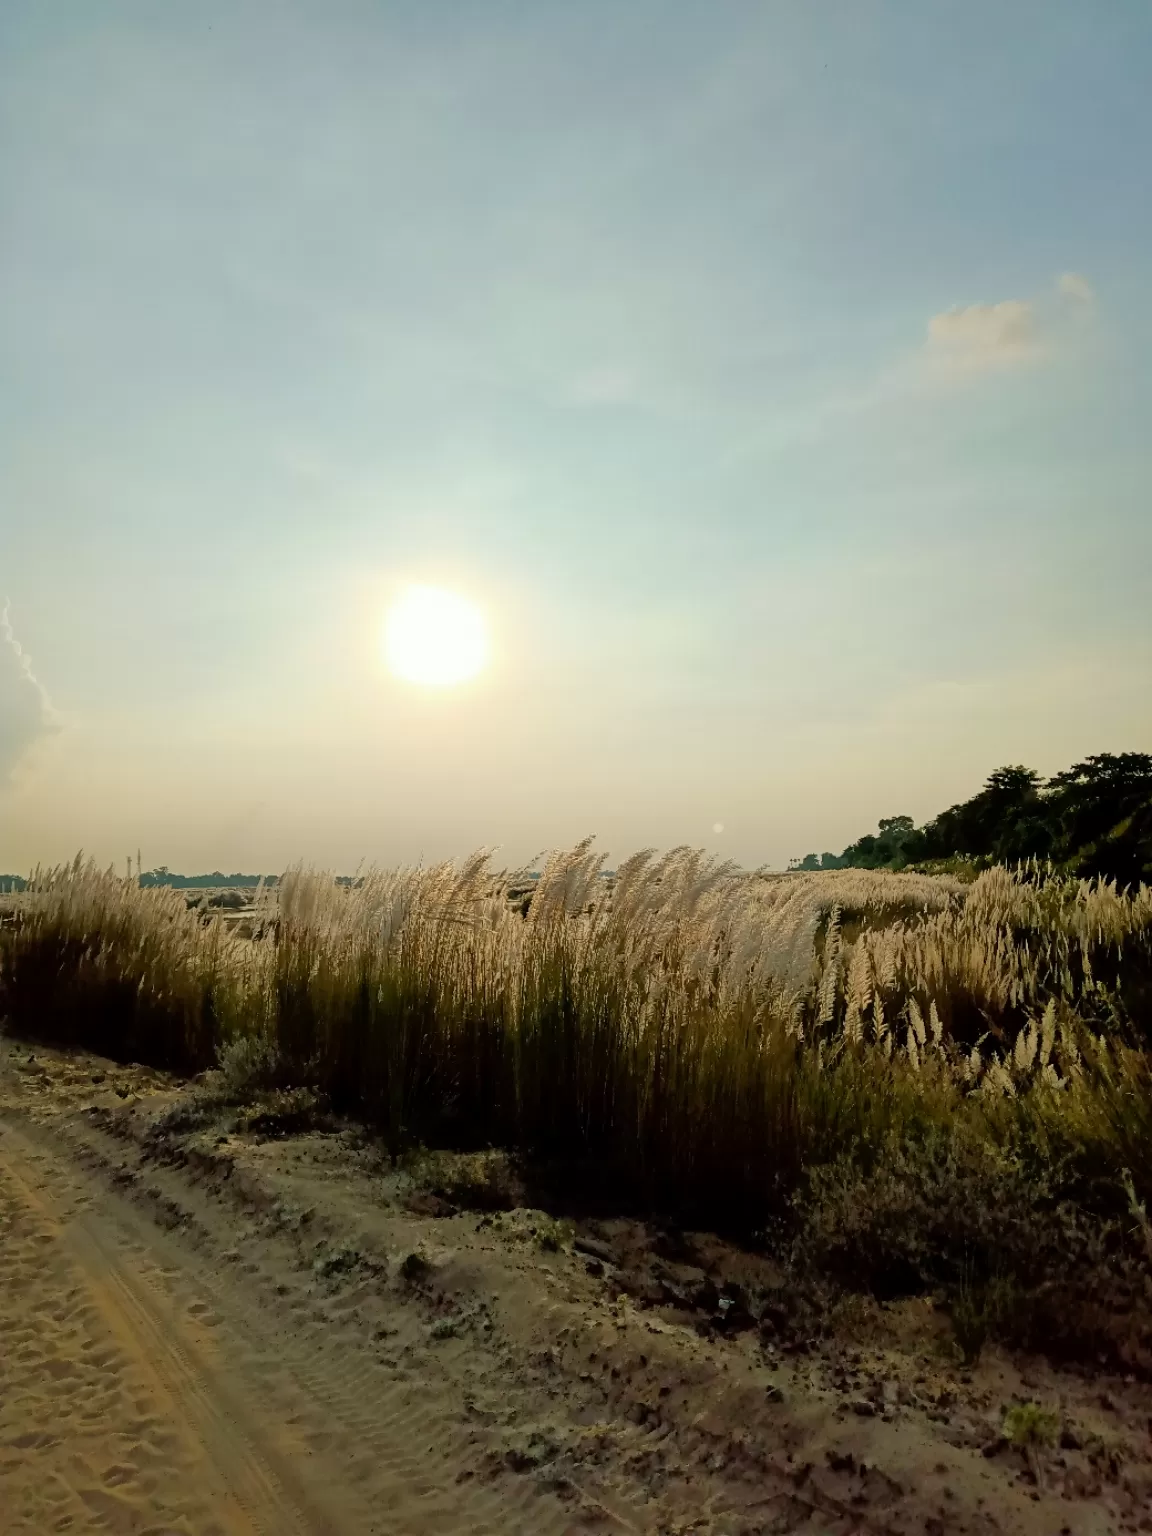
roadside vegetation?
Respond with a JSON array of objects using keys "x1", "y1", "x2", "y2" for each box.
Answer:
[{"x1": 3, "y1": 841, "x2": 1152, "y2": 1372}]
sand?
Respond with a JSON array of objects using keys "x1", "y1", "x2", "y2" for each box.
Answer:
[{"x1": 2, "y1": 1038, "x2": 1150, "y2": 1535}]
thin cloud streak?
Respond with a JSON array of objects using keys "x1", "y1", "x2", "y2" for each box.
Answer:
[{"x1": 1, "y1": 599, "x2": 58, "y2": 781}]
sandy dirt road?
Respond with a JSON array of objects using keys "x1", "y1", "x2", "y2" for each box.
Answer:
[
  {"x1": 1, "y1": 1121, "x2": 307, "y2": 1534},
  {"x1": 3, "y1": 1040, "x2": 1151, "y2": 1536},
  {"x1": 0, "y1": 1113, "x2": 589, "y2": 1535}
]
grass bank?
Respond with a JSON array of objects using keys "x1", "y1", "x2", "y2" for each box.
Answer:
[{"x1": 3, "y1": 848, "x2": 1151, "y2": 1368}]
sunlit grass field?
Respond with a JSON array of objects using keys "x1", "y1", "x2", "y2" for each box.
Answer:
[{"x1": 4, "y1": 848, "x2": 1152, "y2": 1366}]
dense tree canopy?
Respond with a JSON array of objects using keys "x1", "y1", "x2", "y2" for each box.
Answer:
[{"x1": 792, "y1": 752, "x2": 1152, "y2": 886}]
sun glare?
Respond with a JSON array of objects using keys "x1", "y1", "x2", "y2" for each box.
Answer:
[{"x1": 383, "y1": 585, "x2": 490, "y2": 687}]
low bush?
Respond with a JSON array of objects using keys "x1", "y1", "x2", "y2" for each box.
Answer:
[{"x1": 793, "y1": 1120, "x2": 1152, "y2": 1370}]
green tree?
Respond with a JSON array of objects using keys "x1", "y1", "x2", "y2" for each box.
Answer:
[
  {"x1": 840, "y1": 814, "x2": 917, "y2": 870},
  {"x1": 915, "y1": 766, "x2": 1049, "y2": 865},
  {"x1": 788, "y1": 752, "x2": 1152, "y2": 885},
  {"x1": 1047, "y1": 752, "x2": 1152, "y2": 886}
]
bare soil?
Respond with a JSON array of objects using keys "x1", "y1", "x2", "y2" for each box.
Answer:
[{"x1": 2, "y1": 1036, "x2": 1150, "y2": 1535}]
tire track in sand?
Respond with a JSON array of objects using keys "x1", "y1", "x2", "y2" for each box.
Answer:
[
  {"x1": 1, "y1": 1113, "x2": 626, "y2": 1535},
  {"x1": 0, "y1": 1119, "x2": 333, "y2": 1535}
]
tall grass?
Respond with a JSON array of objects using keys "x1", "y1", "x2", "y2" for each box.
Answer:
[
  {"x1": 2, "y1": 847, "x2": 1151, "y2": 1230},
  {"x1": 0, "y1": 855, "x2": 255, "y2": 1071}
]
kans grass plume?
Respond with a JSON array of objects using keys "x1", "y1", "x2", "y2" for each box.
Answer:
[{"x1": 2, "y1": 848, "x2": 1151, "y2": 1230}]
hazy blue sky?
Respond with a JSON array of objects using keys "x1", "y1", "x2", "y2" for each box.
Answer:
[{"x1": 2, "y1": 2, "x2": 1150, "y2": 873}]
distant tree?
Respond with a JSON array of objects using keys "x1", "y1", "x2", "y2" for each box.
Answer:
[
  {"x1": 913, "y1": 766, "x2": 1050, "y2": 865},
  {"x1": 787, "y1": 752, "x2": 1152, "y2": 885},
  {"x1": 879, "y1": 815, "x2": 915, "y2": 842},
  {"x1": 788, "y1": 851, "x2": 849, "y2": 871},
  {"x1": 139, "y1": 869, "x2": 273, "y2": 889},
  {"x1": 841, "y1": 814, "x2": 917, "y2": 870},
  {"x1": 1047, "y1": 752, "x2": 1152, "y2": 887}
]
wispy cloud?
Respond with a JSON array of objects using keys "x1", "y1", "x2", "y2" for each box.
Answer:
[
  {"x1": 1057, "y1": 271, "x2": 1095, "y2": 306},
  {"x1": 726, "y1": 270, "x2": 1103, "y2": 468},
  {"x1": 923, "y1": 273, "x2": 1097, "y2": 378},
  {"x1": 925, "y1": 298, "x2": 1039, "y2": 372},
  {"x1": 0, "y1": 601, "x2": 58, "y2": 781}
]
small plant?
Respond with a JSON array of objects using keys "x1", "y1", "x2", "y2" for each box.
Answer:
[
  {"x1": 1003, "y1": 1401, "x2": 1061, "y2": 1488},
  {"x1": 416, "y1": 1149, "x2": 522, "y2": 1212},
  {"x1": 400, "y1": 1249, "x2": 431, "y2": 1284},
  {"x1": 1003, "y1": 1401, "x2": 1060, "y2": 1447},
  {"x1": 234, "y1": 1087, "x2": 325, "y2": 1137},
  {"x1": 951, "y1": 1274, "x2": 989, "y2": 1366},
  {"x1": 950, "y1": 1265, "x2": 1019, "y2": 1365},
  {"x1": 218, "y1": 1035, "x2": 284, "y2": 1098},
  {"x1": 312, "y1": 1243, "x2": 361, "y2": 1281},
  {"x1": 533, "y1": 1215, "x2": 573, "y2": 1253}
]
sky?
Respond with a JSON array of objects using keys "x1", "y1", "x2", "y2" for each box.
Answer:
[{"x1": 2, "y1": 1, "x2": 1150, "y2": 875}]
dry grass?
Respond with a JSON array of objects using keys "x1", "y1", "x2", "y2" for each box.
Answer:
[
  {"x1": 3, "y1": 846, "x2": 1152, "y2": 1359},
  {"x1": 0, "y1": 856, "x2": 257, "y2": 1070}
]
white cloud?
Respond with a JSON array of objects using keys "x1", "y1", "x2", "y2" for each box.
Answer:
[
  {"x1": 922, "y1": 274, "x2": 1097, "y2": 378},
  {"x1": 925, "y1": 298, "x2": 1038, "y2": 371},
  {"x1": 1057, "y1": 271, "x2": 1095, "y2": 306},
  {"x1": 0, "y1": 602, "x2": 57, "y2": 781}
]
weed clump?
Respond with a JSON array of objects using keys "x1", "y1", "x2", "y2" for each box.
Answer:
[
  {"x1": 414, "y1": 1150, "x2": 523, "y2": 1212},
  {"x1": 1002, "y1": 1401, "x2": 1062, "y2": 1488},
  {"x1": 217, "y1": 1035, "x2": 286, "y2": 1097},
  {"x1": 400, "y1": 1250, "x2": 432, "y2": 1284},
  {"x1": 1003, "y1": 1401, "x2": 1060, "y2": 1448},
  {"x1": 234, "y1": 1088, "x2": 328, "y2": 1139},
  {"x1": 312, "y1": 1243, "x2": 361, "y2": 1281},
  {"x1": 793, "y1": 1123, "x2": 1152, "y2": 1369},
  {"x1": 950, "y1": 1269, "x2": 999, "y2": 1366}
]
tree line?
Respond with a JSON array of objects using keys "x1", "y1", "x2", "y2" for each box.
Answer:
[
  {"x1": 138, "y1": 869, "x2": 277, "y2": 889},
  {"x1": 791, "y1": 751, "x2": 1152, "y2": 887}
]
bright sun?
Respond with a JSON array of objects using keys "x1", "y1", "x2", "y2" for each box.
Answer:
[{"x1": 383, "y1": 585, "x2": 490, "y2": 687}]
